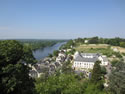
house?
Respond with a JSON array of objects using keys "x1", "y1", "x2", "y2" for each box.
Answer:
[
  {"x1": 84, "y1": 40, "x2": 89, "y2": 43},
  {"x1": 73, "y1": 52, "x2": 108, "y2": 70},
  {"x1": 111, "y1": 47, "x2": 119, "y2": 52},
  {"x1": 29, "y1": 70, "x2": 38, "y2": 78}
]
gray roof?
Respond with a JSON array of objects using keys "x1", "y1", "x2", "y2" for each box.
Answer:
[
  {"x1": 35, "y1": 65, "x2": 49, "y2": 73},
  {"x1": 29, "y1": 70, "x2": 38, "y2": 78},
  {"x1": 74, "y1": 53, "x2": 99, "y2": 62},
  {"x1": 55, "y1": 62, "x2": 60, "y2": 67},
  {"x1": 81, "y1": 53, "x2": 100, "y2": 57}
]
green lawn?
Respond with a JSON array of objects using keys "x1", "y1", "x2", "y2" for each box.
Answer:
[{"x1": 75, "y1": 47, "x2": 114, "y2": 57}]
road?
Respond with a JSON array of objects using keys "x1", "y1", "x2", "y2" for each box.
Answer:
[{"x1": 105, "y1": 62, "x2": 112, "y2": 79}]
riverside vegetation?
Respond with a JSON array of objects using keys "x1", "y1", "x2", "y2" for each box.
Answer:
[
  {"x1": 0, "y1": 37, "x2": 125, "y2": 94},
  {"x1": 19, "y1": 39, "x2": 66, "y2": 51}
]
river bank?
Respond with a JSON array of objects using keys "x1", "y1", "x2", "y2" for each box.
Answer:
[{"x1": 33, "y1": 42, "x2": 66, "y2": 60}]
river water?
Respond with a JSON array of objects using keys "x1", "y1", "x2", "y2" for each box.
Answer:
[{"x1": 33, "y1": 42, "x2": 66, "y2": 60}]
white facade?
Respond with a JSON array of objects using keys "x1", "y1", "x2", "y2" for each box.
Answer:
[
  {"x1": 73, "y1": 52, "x2": 108, "y2": 70},
  {"x1": 73, "y1": 61, "x2": 94, "y2": 69},
  {"x1": 84, "y1": 40, "x2": 89, "y2": 43},
  {"x1": 98, "y1": 56, "x2": 109, "y2": 66}
]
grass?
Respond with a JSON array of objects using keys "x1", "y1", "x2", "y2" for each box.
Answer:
[
  {"x1": 76, "y1": 48, "x2": 113, "y2": 57},
  {"x1": 75, "y1": 44, "x2": 114, "y2": 57},
  {"x1": 76, "y1": 44, "x2": 109, "y2": 49},
  {"x1": 75, "y1": 44, "x2": 124, "y2": 59},
  {"x1": 111, "y1": 46, "x2": 125, "y2": 53}
]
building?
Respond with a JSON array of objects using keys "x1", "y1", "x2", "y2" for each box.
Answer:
[
  {"x1": 73, "y1": 52, "x2": 108, "y2": 70},
  {"x1": 84, "y1": 40, "x2": 89, "y2": 43}
]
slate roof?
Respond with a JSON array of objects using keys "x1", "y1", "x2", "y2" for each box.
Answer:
[
  {"x1": 35, "y1": 65, "x2": 49, "y2": 73},
  {"x1": 29, "y1": 70, "x2": 38, "y2": 78},
  {"x1": 55, "y1": 62, "x2": 60, "y2": 67},
  {"x1": 81, "y1": 53, "x2": 99, "y2": 57},
  {"x1": 74, "y1": 53, "x2": 99, "y2": 62}
]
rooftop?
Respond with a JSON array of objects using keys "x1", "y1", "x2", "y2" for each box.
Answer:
[{"x1": 74, "y1": 52, "x2": 99, "y2": 62}]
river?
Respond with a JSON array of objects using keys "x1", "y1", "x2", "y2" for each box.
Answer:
[{"x1": 33, "y1": 42, "x2": 66, "y2": 60}]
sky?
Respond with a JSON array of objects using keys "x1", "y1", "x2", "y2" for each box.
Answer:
[{"x1": 0, "y1": 0, "x2": 125, "y2": 39}]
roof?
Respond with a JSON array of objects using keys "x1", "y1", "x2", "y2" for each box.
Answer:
[
  {"x1": 29, "y1": 70, "x2": 38, "y2": 77},
  {"x1": 81, "y1": 53, "x2": 100, "y2": 57},
  {"x1": 35, "y1": 65, "x2": 49, "y2": 73},
  {"x1": 74, "y1": 53, "x2": 99, "y2": 62}
]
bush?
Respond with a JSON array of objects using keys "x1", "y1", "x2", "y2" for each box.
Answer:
[
  {"x1": 111, "y1": 60, "x2": 120, "y2": 67},
  {"x1": 53, "y1": 50, "x2": 59, "y2": 56},
  {"x1": 101, "y1": 66, "x2": 107, "y2": 75},
  {"x1": 113, "y1": 52, "x2": 122, "y2": 58}
]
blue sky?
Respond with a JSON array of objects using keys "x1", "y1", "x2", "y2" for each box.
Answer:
[{"x1": 0, "y1": 0, "x2": 125, "y2": 39}]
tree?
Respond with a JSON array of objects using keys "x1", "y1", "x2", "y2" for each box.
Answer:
[
  {"x1": 101, "y1": 66, "x2": 107, "y2": 75},
  {"x1": 0, "y1": 40, "x2": 35, "y2": 94},
  {"x1": 89, "y1": 37, "x2": 99, "y2": 44},
  {"x1": 48, "y1": 54, "x2": 53, "y2": 58},
  {"x1": 0, "y1": 40, "x2": 23, "y2": 66},
  {"x1": 53, "y1": 50, "x2": 59, "y2": 56},
  {"x1": 111, "y1": 60, "x2": 120, "y2": 67},
  {"x1": 61, "y1": 61, "x2": 74, "y2": 74},
  {"x1": 120, "y1": 42, "x2": 125, "y2": 48},
  {"x1": 35, "y1": 74, "x2": 83, "y2": 94},
  {"x1": 109, "y1": 61, "x2": 125, "y2": 94},
  {"x1": 90, "y1": 61, "x2": 102, "y2": 83},
  {"x1": 84, "y1": 83, "x2": 106, "y2": 94}
]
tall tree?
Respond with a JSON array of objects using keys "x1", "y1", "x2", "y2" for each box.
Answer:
[
  {"x1": 109, "y1": 61, "x2": 125, "y2": 94},
  {"x1": 0, "y1": 40, "x2": 35, "y2": 94},
  {"x1": 91, "y1": 61, "x2": 102, "y2": 83}
]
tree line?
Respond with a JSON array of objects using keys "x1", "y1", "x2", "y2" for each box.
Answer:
[
  {"x1": 74, "y1": 37, "x2": 125, "y2": 48},
  {"x1": 18, "y1": 39, "x2": 67, "y2": 51}
]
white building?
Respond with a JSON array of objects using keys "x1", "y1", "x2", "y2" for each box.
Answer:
[
  {"x1": 84, "y1": 40, "x2": 89, "y2": 43},
  {"x1": 73, "y1": 52, "x2": 108, "y2": 70}
]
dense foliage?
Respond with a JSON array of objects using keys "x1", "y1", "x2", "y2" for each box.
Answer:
[
  {"x1": 91, "y1": 61, "x2": 102, "y2": 83},
  {"x1": 60, "y1": 40, "x2": 74, "y2": 49},
  {"x1": 0, "y1": 40, "x2": 35, "y2": 94},
  {"x1": 109, "y1": 61, "x2": 125, "y2": 94},
  {"x1": 35, "y1": 74, "x2": 84, "y2": 94},
  {"x1": 19, "y1": 39, "x2": 66, "y2": 50}
]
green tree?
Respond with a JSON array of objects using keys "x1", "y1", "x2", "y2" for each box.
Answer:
[
  {"x1": 101, "y1": 66, "x2": 107, "y2": 75},
  {"x1": 109, "y1": 61, "x2": 125, "y2": 94},
  {"x1": 0, "y1": 40, "x2": 35, "y2": 94},
  {"x1": 61, "y1": 61, "x2": 74, "y2": 74},
  {"x1": 84, "y1": 83, "x2": 106, "y2": 94},
  {"x1": 90, "y1": 61, "x2": 102, "y2": 83},
  {"x1": 111, "y1": 60, "x2": 120, "y2": 67},
  {"x1": 35, "y1": 74, "x2": 83, "y2": 94},
  {"x1": 89, "y1": 37, "x2": 99, "y2": 44},
  {"x1": 120, "y1": 42, "x2": 125, "y2": 48},
  {"x1": 53, "y1": 50, "x2": 59, "y2": 56}
]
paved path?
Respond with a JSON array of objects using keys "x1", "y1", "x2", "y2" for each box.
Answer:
[
  {"x1": 105, "y1": 62, "x2": 112, "y2": 79},
  {"x1": 123, "y1": 56, "x2": 125, "y2": 62}
]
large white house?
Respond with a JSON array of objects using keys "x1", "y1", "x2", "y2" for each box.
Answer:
[{"x1": 73, "y1": 52, "x2": 108, "y2": 70}]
